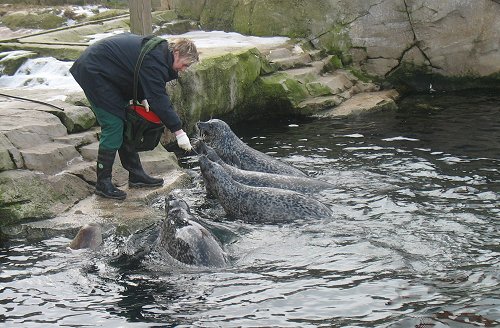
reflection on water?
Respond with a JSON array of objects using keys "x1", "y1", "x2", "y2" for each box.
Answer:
[{"x1": 1, "y1": 90, "x2": 499, "y2": 327}]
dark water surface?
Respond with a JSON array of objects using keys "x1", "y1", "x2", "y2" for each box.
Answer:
[{"x1": 1, "y1": 90, "x2": 499, "y2": 327}]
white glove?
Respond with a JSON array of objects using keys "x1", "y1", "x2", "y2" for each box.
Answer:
[
  {"x1": 141, "y1": 99, "x2": 150, "y2": 111},
  {"x1": 176, "y1": 131, "x2": 192, "y2": 151}
]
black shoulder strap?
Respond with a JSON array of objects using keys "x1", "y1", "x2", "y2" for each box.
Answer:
[{"x1": 132, "y1": 36, "x2": 167, "y2": 104}]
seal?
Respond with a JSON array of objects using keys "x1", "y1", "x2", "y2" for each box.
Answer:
[
  {"x1": 196, "y1": 118, "x2": 307, "y2": 177},
  {"x1": 116, "y1": 194, "x2": 228, "y2": 268},
  {"x1": 160, "y1": 194, "x2": 228, "y2": 267},
  {"x1": 199, "y1": 155, "x2": 333, "y2": 223},
  {"x1": 69, "y1": 223, "x2": 103, "y2": 250},
  {"x1": 194, "y1": 140, "x2": 335, "y2": 194}
]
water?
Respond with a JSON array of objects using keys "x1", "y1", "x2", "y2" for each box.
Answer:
[{"x1": 1, "y1": 90, "x2": 499, "y2": 327}]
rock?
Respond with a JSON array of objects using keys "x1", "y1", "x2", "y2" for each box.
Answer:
[
  {"x1": 49, "y1": 102, "x2": 96, "y2": 133},
  {"x1": 257, "y1": 72, "x2": 310, "y2": 109},
  {"x1": 315, "y1": 71, "x2": 354, "y2": 94},
  {"x1": 0, "y1": 170, "x2": 93, "y2": 227},
  {"x1": 20, "y1": 142, "x2": 82, "y2": 175},
  {"x1": 0, "y1": 50, "x2": 37, "y2": 76},
  {"x1": 269, "y1": 52, "x2": 312, "y2": 70},
  {"x1": 267, "y1": 48, "x2": 293, "y2": 61},
  {"x1": 0, "y1": 106, "x2": 68, "y2": 149},
  {"x1": 285, "y1": 65, "x2": 324, "y2": 82},
  {"x1": 315, "y1": 90, "x2": 400, "y2": 118},
  {"x1": 65, "y1": 91, "x2": 90, "y2": 107},
  {"x1": 79, "y1": 142, "x2": 98, "y2": 162},
  {"x1": 305, "y1": 81, "x2": 334, "y2": 97},
  {"x1": 53, "y1": 127, "x2": 99, "y2": 148},
  {"x1": 168, "y1": 47, "x2": 265, "y2": 130},
  {"x1": 62, "y1": 161, "x2": 96, "y2": 185},
  {"x1": 0, "y1": 133, "x2": 17, "y2": 171},
  {"x1": 176, "y1": 0, "x2": 500, "y2": 90},
  {"x1": 155, "y1": 19, "x2": 199, "y2": 35},
  {"x1": 4, "y1": 169, "x2": 191, "y2": 240},
  {"x1": 297, "y1": 95, "x2": 343, "y2": 114},
  {"x1": 0, "y1": 42, "x2": 87, "y2": 61},
  {"x1": 133, "y1": 144, "x2": 181, "y2": 176}
]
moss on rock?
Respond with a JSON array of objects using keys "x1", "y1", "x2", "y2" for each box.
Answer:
[
  {"x1": 51, "y1": 105, "x2": 96, "y2": 133},
  {"x1": 199, "y1": 0, "x2": 236, "y2": 31},
  {"x1": 247, "y1": 71, "x2": 309, "y2": 117},
  {"x1": 169, "y1": 47, "x2": 264, "y2": 131},
  {"x1": 0, "y1": 170, "x2": 92, "y2": 227},
  {"x1": 0, "y1": 170, "x2": 55, "y2": 226},
  {"x1": 234, "y1": 0, "x2": 331, "y2": 38},
  {"x1": 315, "y1": 24, "x2": 353, "y2": 64},
  {"x1": 306, "y1": 81, "x2": 333, "y2": 97},
  {"x1": 1, "y1": 12, "x2": 66, "y2": 30}
]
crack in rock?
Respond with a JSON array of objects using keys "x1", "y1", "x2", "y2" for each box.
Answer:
[{"x1": 384, "y1": 0, "x2": 442, "y2": 77}]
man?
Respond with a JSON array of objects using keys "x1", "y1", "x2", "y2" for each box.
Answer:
[{"x1": 70, "y1": 32, "x2": 198, "y2": 200}]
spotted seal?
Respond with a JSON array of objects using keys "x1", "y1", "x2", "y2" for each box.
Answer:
[
  {"x1": 196, "y1": 118, "x2": 306, "y2": 177},
  {"x1": 160, "y1": 194, "x2": 228, "y2": 267},
  {"x1": 194, "y1": 140, "x2": 335, "y2": 194},
  {"x1": 199, "y1": 155, "x2": 333, "y2": 223},
  {"x1": 69, "y1": 197, "x2": 227, "y2": 268},
  {"x1": 115, "y1": 194, "x2": 228, "y2": 268}
]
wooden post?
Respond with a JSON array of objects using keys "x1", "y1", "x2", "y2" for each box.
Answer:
[{"x1": 129, "y1": 0, "x2": 153, "y2": 36}]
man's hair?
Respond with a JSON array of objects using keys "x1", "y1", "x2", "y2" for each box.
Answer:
[{"x1": 169, "y1": 38, "x2": 199, "y2": 64}]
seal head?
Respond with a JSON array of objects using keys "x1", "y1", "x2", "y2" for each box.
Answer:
[
  {"x1": 69, "y1": 223, "x2": 103, "y2": 250},
  {"x1": 197, "y1": 119, "x2": 306, "y2": 177},
  {"x1": 160, "y1": 194, "x2": 228, "y2": 267}
]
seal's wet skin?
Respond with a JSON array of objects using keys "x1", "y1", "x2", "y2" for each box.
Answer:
[
  {"x1": 70, "y1": 194, "x2": 227, "y2": 269},
  {"x1": 196, "y1": 119, "x2": 307, "y2": 177},
  {"x1": 69, "y1": 223, "x2": 103, "y2": 250},
  {"x1": 194, "y1": 140, "x2": 335, "y2": 193},
  {"x1": 112, "y1": 194, "x2": 227, "y2": 269},
  {"x1": 199, "y1": 155, "x2": 332, "y2": 223},
  {"x1": 161, "y1": 195, "x2": 228, "y2": 267}
]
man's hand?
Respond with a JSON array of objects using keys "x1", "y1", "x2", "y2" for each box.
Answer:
[{"x1": 175, "y1": 130, "x2": 192, "y2": 151}]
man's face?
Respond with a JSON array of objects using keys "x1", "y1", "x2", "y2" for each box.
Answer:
[{"x1": 173, "y1": 51, "x2": 193, "y2": 72}]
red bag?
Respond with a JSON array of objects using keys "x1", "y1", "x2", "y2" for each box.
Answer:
[{"x1": 130, "y1": 104, "x2": 162, "y2": 124}]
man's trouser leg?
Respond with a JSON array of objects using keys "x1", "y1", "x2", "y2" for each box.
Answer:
[{"x1": 90, "y1": 104, "x2": 127, "y2": 200}]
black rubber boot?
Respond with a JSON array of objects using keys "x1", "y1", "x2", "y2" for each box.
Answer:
[
  {"x1": 95, "y1": 149, "x2": 127, "y2": 200},
  {"x1": 118, "y1": 142, "x2": 163, "y2": 188}
]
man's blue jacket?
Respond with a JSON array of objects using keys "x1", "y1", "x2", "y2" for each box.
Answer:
[{"x1": 70, "y1": 32, "x2": 182, "y2": 132}]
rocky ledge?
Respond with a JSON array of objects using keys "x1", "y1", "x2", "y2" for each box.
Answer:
[
  {"x1": 0, "y1": 14, "x2": 401, "y2": 239},
  {"x1": 0, "y1": 88, "x2": 191, "y2": 238}
]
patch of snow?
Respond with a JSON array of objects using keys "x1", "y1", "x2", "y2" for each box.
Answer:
[
  {"x1": 63, "y1": 5, "x2": 110, "y2": 26},
  {"x1": 162, "y1": 30, "x2": 290, "y2": 50},
  {"x1": 86, "y1": 29, "x2": 126, "y2": 44}
]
